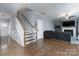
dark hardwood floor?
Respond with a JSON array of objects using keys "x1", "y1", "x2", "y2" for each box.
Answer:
[{"x1": 0, "y1": 38, "x2": 79, "y2": 56}]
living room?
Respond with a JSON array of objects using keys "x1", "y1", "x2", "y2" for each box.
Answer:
[{"x1": 1, "y1": 3, "x2": 79, "y2": 56}]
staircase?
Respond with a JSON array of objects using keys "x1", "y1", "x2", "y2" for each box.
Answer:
[{"x1": 16, "y1": 10, "x2": 36, "y2": 46}]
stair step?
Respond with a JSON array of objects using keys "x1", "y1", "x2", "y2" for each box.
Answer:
[
  {"x1": 24, "y1": 32, "x2": 29, "y2": 34},
  {"x1": 23, "y1": 27, "x2": 27, "y2": 28},
  {"x1": 25, "y1": 37, "x2": 34, "y2": 41},
  {"x1": 24, "y1": 29, "x2": 28, "y2": 31},
  {"x1": 23, "y1": 24, "x2": 26, "y2": 25},
  {"x1": 24, "y1": 36, "x2": 33, "y2": 38},
  {"x1": 24, "y1": 30, "x2": 28, "y2": 31},
  {"x1": 24, "y1": 30, "x2": 29, "y2": 32},
  {"x1": 23, "y1": 26, "x2": 26, "y2": 28},
  {"x1": 24, "y1": 31, "x2": 28, "y2": 33},
  {"x1": 25, "y1": 37, "x2": 34, "y2": 40},
  {"x1": 25, "y1": 39, "x2": 36, "y2": 45},
  {"x1": 24, "y1": 24, "x2": 27, "y2": 25},
  {"x1": 24, "y1": 33, "x2": 29, "y2": 35},
  {"x1": 24, "y1": 23, "x2": 26, "y2": 25},
  {"x1": 25, "y1": 39, "x2": 34, "y2": 42},
  {"x1": 24, "y1": 30, "x2": 28, "y2": 32},
  {"x1": 24, "y1": 33, "x2": 34, "y2": 35},
  {"x1": 23, "y1": 27, "x2": 26, "y2": 28},
  {"x1": 24, "y1": 28, "x2": 28, "y2": 30},
  {"x1": 24, "y1": 35, "x2": 33, "y2": 37},
  {"x1": 23, "y1": 25, "x2": 27, "y2": 27}
]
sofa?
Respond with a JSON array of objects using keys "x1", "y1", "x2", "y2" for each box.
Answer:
[{"x1": 44, "y1": 31, "x2": 71, "y2": 42}]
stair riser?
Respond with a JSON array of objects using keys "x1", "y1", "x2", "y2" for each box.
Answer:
[
  {"x1": 25, "y1": 40, "x2": 36, "y2": 45},
  {"x1": 24, "y1": 36, "x2": 33, "y2": 38},
  {"x1": 24, "y1": 32, "x2": 34, "y2": 34},
  {"x1": 24, "y1": 29, "x2": 28, "y2": 31},
  {"x1": 24, "y1": 28, "x2": 28, "y2": 29},
  {"x1": 25, "y1": 35, "x2": 34, "y2": 39},
  {"x1": 24, "y1": 31, "x2": 29, "y2": 33},
  {"x1": 25, "y1": 38, "x2": 34, "y2": 40},
  {"x1": 24, "y1": 35, "x2": 33, "y2": 37},
  {"x1": 25, "y1": 39, "x2": 34, "y2": 42}
]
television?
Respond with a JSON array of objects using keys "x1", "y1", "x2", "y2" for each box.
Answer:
[{"x1": 62, "y1": 20, "x2": 75, "y2": 27}]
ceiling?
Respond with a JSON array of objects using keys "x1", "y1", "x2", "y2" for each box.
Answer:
[
  {"x1": 25, "y1": 3, "x2": 79, "y2": 20},
  {"x1": 0, "y1": 3, "x2": 79, "y2": 19},
  {"x1": 0, "y1": 3, "x2": 26, "y2": 18}
]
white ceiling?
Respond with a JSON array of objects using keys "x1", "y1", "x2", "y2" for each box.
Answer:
[
  {"x1": 0, "y1": 3, "x2": 26, "y2": 18},
  {"x1": 1, "y1": 3, "x2": 79, "y2": 19},
  {"x1": 25, "y1": 3, "x2": 79, "y2": 19}
]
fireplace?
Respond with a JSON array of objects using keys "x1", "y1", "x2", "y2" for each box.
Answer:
[
  {"x1": 64, "y1": 30, "x2": 73, "y2": 36},
  {"x1": 62, "y1": 27, "x2": 76, "y2": 37}
]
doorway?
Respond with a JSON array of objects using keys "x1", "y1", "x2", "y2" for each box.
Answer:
[
  {"x1": 36, "y1": 20, "x2": 43, "y2": 40},
  {"x1": 0, "y1": 19, "x2": 10, "y2": 50}
]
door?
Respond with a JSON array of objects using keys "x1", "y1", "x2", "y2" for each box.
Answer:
[{"x1": 36, "y1": 20, "x2": 43, "y2": 39}]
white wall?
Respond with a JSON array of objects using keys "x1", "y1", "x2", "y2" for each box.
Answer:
[
  {"x1": 10, "y1": 16, "x2": 16, "y2": 39},
  {"x1": 16, "y1": 18, "x2": 24, "y2": 47},
  {"x1": 0, "y1": 18, "x2": 10, "y2": 36},
  {"x1": 24, "y1": 11, "x2": 54, "y2": 32},
  {"x1": 43, "y1": 19, "x2": 54, "y2": 31},
  {"x1": 10, "y1": 16, "x2": 24, "y2": 47}
]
